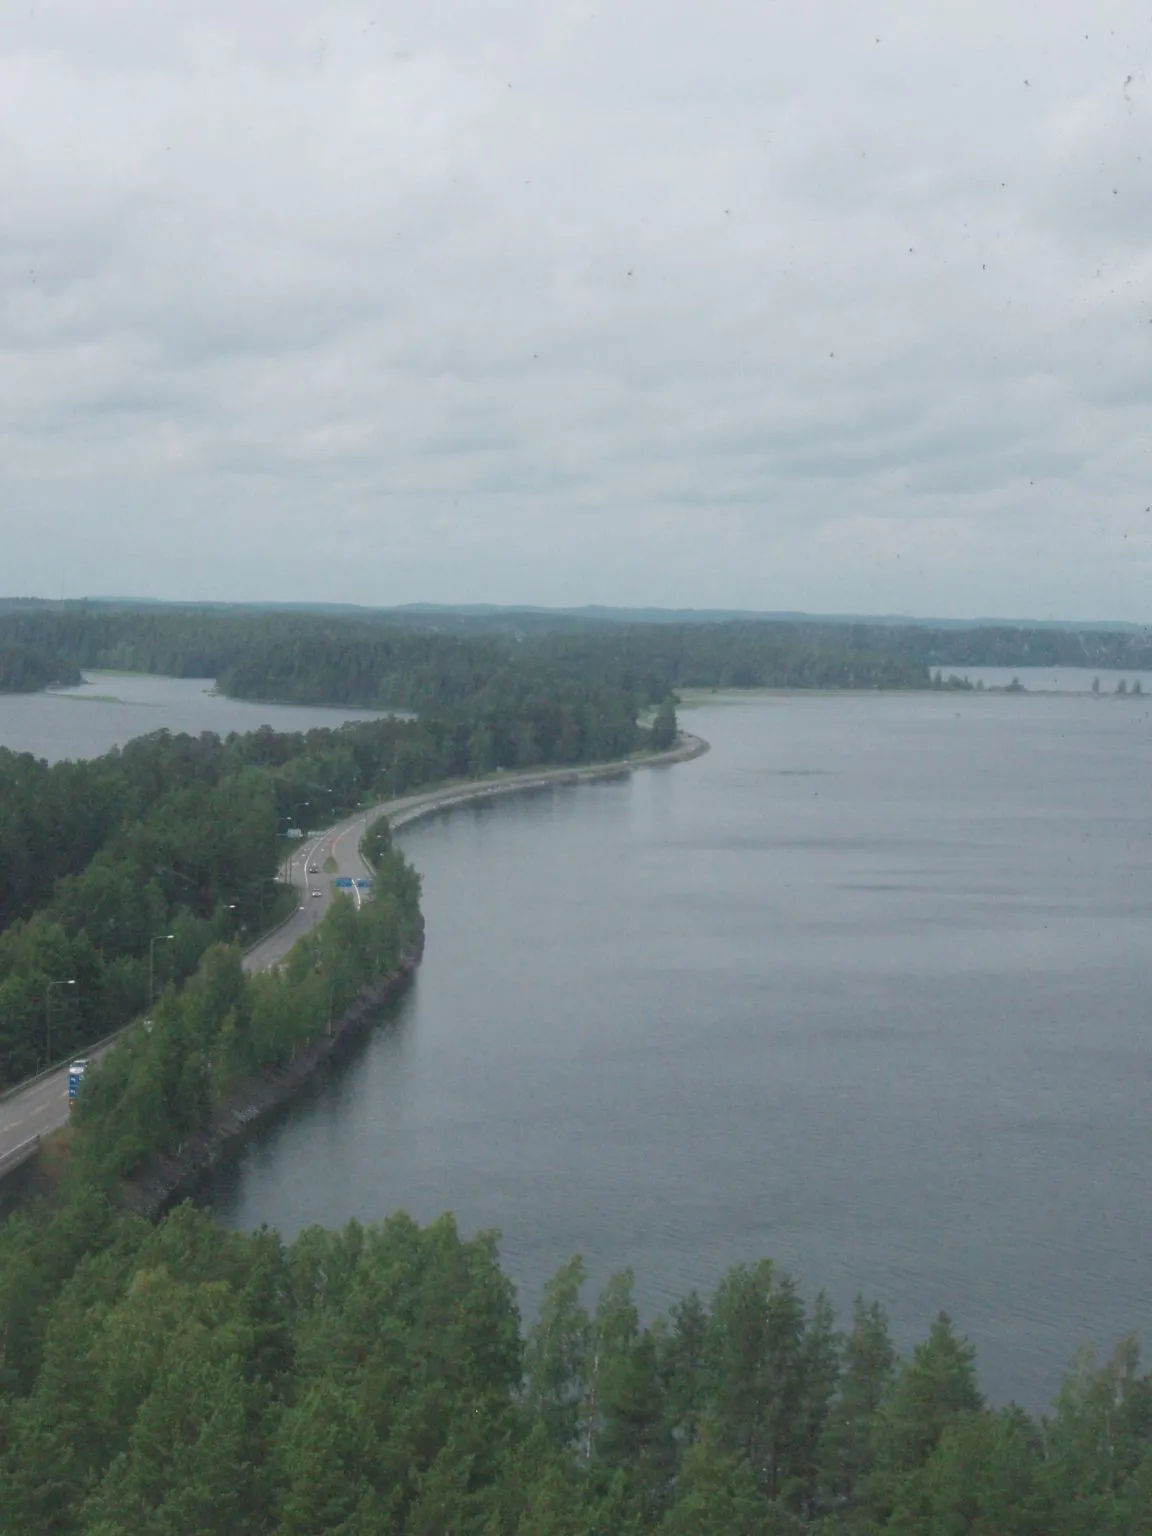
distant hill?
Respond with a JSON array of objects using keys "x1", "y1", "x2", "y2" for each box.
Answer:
[
  {"x1": 389, "y1": 603, "x2": 1147, "y2": 632},
  {"x1": 0, "y1": 596, "x2": 1145, "y2": 634}
]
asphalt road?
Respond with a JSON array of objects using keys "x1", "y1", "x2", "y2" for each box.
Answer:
[{"x1": 0, "y1": 738, "x2": 706, "y2": 1176}]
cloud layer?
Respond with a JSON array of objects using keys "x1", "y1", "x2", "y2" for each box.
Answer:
[{"x1": 2, "y1": 1, "x2": 1150, "y2": 616}]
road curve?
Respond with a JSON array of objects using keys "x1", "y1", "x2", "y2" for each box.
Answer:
[{"x1": 0, "y1": 735, "x2": 708, "y2": 1174}]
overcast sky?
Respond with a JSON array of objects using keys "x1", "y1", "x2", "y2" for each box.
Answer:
[{"x1": 1, "y1": 2, "x2": 1150, "y2": 619}]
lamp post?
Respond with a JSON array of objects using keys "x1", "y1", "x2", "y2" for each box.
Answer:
[
  {"x1": 149, "y1": 933, "x2": 175, "y2": 1005},
  {"x1": 44, "y1": 977, "x2": 76, "y2": 1066}
]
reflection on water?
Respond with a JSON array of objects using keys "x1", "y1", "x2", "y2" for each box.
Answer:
[{"x1": 202, "y1": 687, "x2": 1152, "y2": 1408}]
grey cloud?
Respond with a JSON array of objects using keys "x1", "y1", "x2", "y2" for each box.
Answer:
[{"x1": 1, "y1": 0, "x2": 1151, "y2": 616}]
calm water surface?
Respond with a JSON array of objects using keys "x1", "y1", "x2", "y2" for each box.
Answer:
[
  {"x1": 201, "y1": 687, "x2": 1152, "y2": 1408},
  {"x1": 0, "y1": 672, "x2": 388, "y2": 760}
]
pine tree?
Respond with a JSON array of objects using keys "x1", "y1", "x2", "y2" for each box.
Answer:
[
  {"x1": 524, "y1": 1257, "x2": 591, "y2": 1451},
  {"x1": 818, "y1": 1296, "x2": 895, "y2": 1512},
  {"x1": 706, "y1": 1261, "x2": 808, "y2": 1498},
  {"x1": 866, "y1": 1311, "x2": 983, "y2": 1522}
]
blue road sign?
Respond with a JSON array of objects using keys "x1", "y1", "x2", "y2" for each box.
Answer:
[
  {"x1": 355, "y1": 879, "x2": 372, "y2": 889},
  {"x1": 334, "y1": 876, "x2": 354, "y2": 888}
]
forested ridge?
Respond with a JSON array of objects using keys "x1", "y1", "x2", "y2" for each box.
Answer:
[
  {"x1": 0, "y1": 606, "x2": 931, "y2": 706},
  {"x1": 1, "y1": 604, "x2": 1150, "y2": 712}
]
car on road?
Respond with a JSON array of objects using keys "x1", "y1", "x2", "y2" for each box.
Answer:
[
  {"x1": 310, "y1": 889, "x2": 322, "y2": 897},
  {"x1": 308, "y1": 863, "x2": 318, "y2": 873}
]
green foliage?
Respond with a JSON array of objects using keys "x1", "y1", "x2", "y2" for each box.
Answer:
[
  {"x1": 524, "y1": 1255, "x2": 591, "y2": 1450},
  {"x1": 0, "y1": 607, "x2": 946, "y2": 715},
  {"x1": 363, "y1": 813, "x2": 393, "y2": 869},
  {"x1": 1, "y1": 1203, "x2": 1151, "y2": 1534},
  {"x1": 886, "y1": 1405, "x2": 1047, "y2": 1536},
  {"x1": 818, "y1": 1296, "x2": 895, "y2": 1512},
  {"x1": 71, "y1": 849, "x2": 420, "y2": 1185},
  {"x1": 649, "y1": 696, "x2": 679, "y2": 750},
  {"x1": 0, "y1": 665, "x2": 648, "y2": 1088},
  {"x1": 0, "y1": 639, "x2": 79, "y2": 693},
  {"x1": 1038, "y1": 1336, "x2": 1152, "y2": 1534},
  {"x1": 864, "y1": 1311, "x2": 985, "y2": 1526},
  {"x1": 705, "y1": 1260, "x2": 812, "y2": 1499}
]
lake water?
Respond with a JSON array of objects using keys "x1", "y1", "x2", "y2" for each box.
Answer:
[
  {"x1": 199, "y1": 683, "x2": 1152, "y2": 1409},
  {"x1": 0, "y1": 672, "x2": 388, "y2": 761}
]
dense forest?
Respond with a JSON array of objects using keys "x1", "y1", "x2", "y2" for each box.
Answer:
[
  {"x1": 0, "y1": 1189, "x2": 1149, "y2": 1533},
  {"x1": 0, "y1": 638, "x2": 79, "y2": 693},
  {"x1": 67, "y1": 832, "x2": 422, "y2": 1187},
  {"x1": 0, "y1": 606, "x2": 931, "y2": 707},
  {"x1": 1, "y1": 604, "x2": 1150, "y2": 715}
]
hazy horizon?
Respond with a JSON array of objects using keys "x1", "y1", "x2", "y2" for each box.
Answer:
[{"x1": 3, "y1": 593, "x2": 1150, "y2": 632}]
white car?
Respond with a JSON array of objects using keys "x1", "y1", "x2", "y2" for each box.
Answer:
[{"x1": 310, "y1": 889, "x2": 322, "y2": 898}]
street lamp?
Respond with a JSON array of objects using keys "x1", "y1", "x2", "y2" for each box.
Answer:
[
  {"x1": 149, "y1": 933, "x2": 175, "y2": 1005},
  {"x1": 44, "y1": 977, "x2": 76, "y2": 1066},
  {"x1": 283, "y1": 801, "x2": 310, "y2": 881}
]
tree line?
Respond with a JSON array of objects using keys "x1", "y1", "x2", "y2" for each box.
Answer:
[
  {"x1": 3, "y1": 604, "x2": 1151, "y2": 711},
  {"x1": 68, "y1": 837, "x2": 421, "y2": 1188},
  {"x1": 0, "y1": 1192, "x2": 1148, "y2": 1533},
  {"x1": 0, "y1": 606, "x2": 931, "y2": 707}
]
